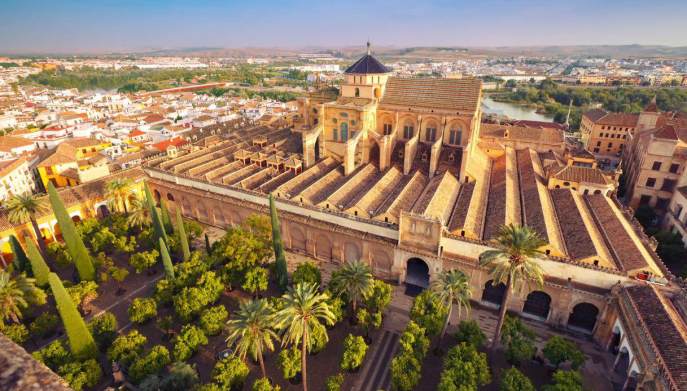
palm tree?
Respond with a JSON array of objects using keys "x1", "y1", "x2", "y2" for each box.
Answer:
[
  {"x1": 6, "y1": 194, "x2": 48, "y2": 256},
  {"x1": 431, "y1": 269, "x2": 471, "y2": 345},
  {"x1": 225, "y1": 299, "x2": 278, "y2": 379},
  {"x1": 105, "y1": 178, "x2": 133, "y2": 214},
  {"x1": 0, "y1": 270, "x2": 38, "y2": 327},
  {"x1": 275, "y1": 283, "x2": 335, "y2": 391},
  {"x1": 126, "y1": 196, "x2": 151, "y2": 230},
  {"x1": 479, "y1": 224, "x2": 546, "y2": 349},
  {"x1": 329, "y1": 260, "x2": 373, "y2": 314}
]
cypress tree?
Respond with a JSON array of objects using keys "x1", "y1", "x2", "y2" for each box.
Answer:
[
  {"x1": 204, "y1": 233, "x2": 211, "y2": 255},
  {"x1": 9, "y1": 235, "x2": 30, "y2": 275},
  {"x1": 159, "y1": 238, "x2": 174, "y2": 279},
  {"x1": 269, "y1": 194, "x2": 288, "y2": 290},
  {"x1": 145, "y1": 183, "x2": 168, "y2": 246},
  {"x1": 48, "y1": 272, "x2": 97, "y2": 359},
  {"x1": 160, "y1": 199, "x2": 173, "y2": 233},
  {"x1": 176, "y1": 208, "x2": 191, "y2": 262},
  {"x1": 47, "y1": 183, "x2": 95, "y2": 281},
  {"x1": 26, "y1": 239, "x2": 50, "y2": 286}
]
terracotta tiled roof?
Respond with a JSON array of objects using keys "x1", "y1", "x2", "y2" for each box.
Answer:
[
  {"x1": 584, "y1": 194, "x2": 647, "y2": 272},
  {"x1": 511, "y1": 120, "x2": 567, "y2": 130},
  {"x1": 550, "y1": 189, "x2": 596, "y2": 261},
  {"x1": 654, "y1": 125, "x2": 679, "y2": 140},
  {"x1": 0, "y1": 136, "x2": 34, "y2": 152},
  {"x1": 379, "y1": 77, "x2": 482, "y2": 112},
  {"x1": 62, "y1": 137, "x2": 102, "y2": 149},
  {"x1": 505, "y1": 125, "x2": 565, "y2": 144},
  {"x1": 37, "y1": 143, "x2": 78, "y2": 167},
  {"x1": 583, "y1": 109, "x2": 608, "y2": 122},
  {"x1": 550, "y1": 165, "x2": 610, "y2": 185},
  {"x1": 595, "y1": 112, "x2": 639, "y2": 127},
  {"x1": 0, "y1": 157, "x2": 27, "y2": 177},
  {"x1": 625, "y1": 285, "x2": 687, "y2": 390}
]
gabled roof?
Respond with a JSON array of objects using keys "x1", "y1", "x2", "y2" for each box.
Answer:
[
  {"x1": 344, "y1": 54, "x2": 390, "y2": 74},
  {"x1": 379, "y1": 77, "x2": 482, "y2": 112}
]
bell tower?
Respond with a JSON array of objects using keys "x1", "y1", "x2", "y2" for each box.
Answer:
[{"x1": 340, "y1": 42, "x2": 391, "y2": 100}]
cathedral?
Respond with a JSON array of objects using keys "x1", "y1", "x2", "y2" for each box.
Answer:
[{"x1": 4, "y1": 45, "x2": 678, "y2": 390}]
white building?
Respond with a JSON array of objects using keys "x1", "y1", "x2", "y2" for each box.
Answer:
[{"x1": 0, "y1": 157, "x2": 36, "y2": 202}]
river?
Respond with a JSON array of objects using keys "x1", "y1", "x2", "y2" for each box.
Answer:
[{"x1": 481, "y1": 95, "x2": 554, "y2": 122}]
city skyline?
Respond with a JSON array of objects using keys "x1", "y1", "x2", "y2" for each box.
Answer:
[{"x1": 2, "y1": 0, "x2": 687, "y2": 54}]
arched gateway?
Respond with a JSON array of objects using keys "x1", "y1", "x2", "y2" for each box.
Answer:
[{"x1": 405, "y1": 258, "x2": 430, "y2": 289}]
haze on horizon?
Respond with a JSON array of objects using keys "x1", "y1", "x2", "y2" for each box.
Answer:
[{"x1": 2, "y1": 0, "x2": 687, "y2": 54}]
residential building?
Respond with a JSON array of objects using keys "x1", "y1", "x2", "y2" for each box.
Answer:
[
  {"x1": 0, "y1": 157, "x2": 36, "y2": 202},
  {"x1": 36, "y1": 137, "x2": 111, "y2": 188}
]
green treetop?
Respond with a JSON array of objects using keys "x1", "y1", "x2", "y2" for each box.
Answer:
[
  {"x1": 176, "y1": 208, "x2": 191, "y2": 261},
  {"x1": 26, "y1": 239, "x2": 50, "y2": 286},
  {"x1": 9, "y1": 235, "x2": 30, "y2": 275},
  {"x1": 269, "y1": 194, "x2": 288, "y2": 290},
  {"x1": 48, "y1": 273, "x2": 96, "y2": 359},
  {"x1": 47, "y1": 183, "x2": 95, "y2": 281},
  {"x1": 159, "y1": 237, "x2": 175, "y2": 280}
]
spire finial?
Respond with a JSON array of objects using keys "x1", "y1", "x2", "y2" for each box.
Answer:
[{"x1": 366, "y1": 40, "x2": 371, "y2": 55}]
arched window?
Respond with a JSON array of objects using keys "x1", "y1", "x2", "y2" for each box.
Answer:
[
  {"x1": 449, "y1": 127, "x2": 463, "y2": 145},
  {"x1": 355, "y1": 88, "x2": 360, "y2": 97},
  {"x1": 340, "y1": 122, "x2": 349, "y2": 142},
  {"x1": 425, "y1": 126, "x2": 437, "y2": 142},
  {"x1": 403, "y1": 123, "x2": 414, "y2": 139},
  {"x1": 383, "y1": 123, "x2": 392, "y2": 135}
]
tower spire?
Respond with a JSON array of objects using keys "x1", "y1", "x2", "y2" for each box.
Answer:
[{"x1": 366, "y1": 40, "x2": 371, "y2": 55}]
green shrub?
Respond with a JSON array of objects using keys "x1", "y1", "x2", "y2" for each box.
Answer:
[
  {"x1": 543, "y1": 336, "x2": 586, "y2": 370},
  {"x1": 252, "y1": 377, "x2": 281, "y2": 391},
  {"x1": 409, "y1": 290, "x2": 448, "y2": 336},
  {"x1": 48, "y1": 273, "x2": 97, "y2": 359},
  {"x1": 199, "y1": 305, "x2": 229, "y2": 336},
  {"x1": 154, "y1": 278, "x2": 174, "y2": 305},
  {"x1": 242, "y1": 266, "x2": 268, "y2": 295},
  {"x1": 129, "y1": 249, "x2": 160, "y2": 273},
  {"x1": 211, "y1": 356, "x2": 249, "y2": 390},
  {"x1": 88, "y1": 312, "x2": 118, "y2": 350},
  {"x1": 278, "y1": 346, "x2": 301, "y2": 380},
  {"x1": 500, "y1": 367, "x2": 535, "y2": 391},
  {"x1": 543, "y1": 370, "x2": 584, "y2": 391},
  {"x1": 455, "y1": 320, "x2": 486, "y2": 348},
  {"x1": 390, "y1": 353, "x2": 422, "y2": 391},
  {"x1": 129, "y1": 297, "x2": 158, "y2": 324},
  {"x1": 363, "y1": 279, "x2": 393, "y2": 313},
  {"x1": 2, "y1": 323, "x2": 28, "y2": 344},
  {"x1": 66, "y1": 280, "x2": 99, "y2": 310},
  {"x1": 107, "y1": 329, "x2": 147, "y2": 365},
  {"x1": 57, "y1": 358, "x2": 102, "y2": 391},
  {"x1": 47, "y1": 241, "x2": 72, "y2": 267},
  {"x1": 340, "y1": 334, "x2": 368, "y2": 371},
  {"x1": 29, "y1": 312, "x2": 59, "y2": 338},
  {"x1": 33, "y1": 340, "x2": 71, "y2": 370},
  {"x1": 159, "y1": 362, "x2": 200, "y2": 391},
  {"x1": 173, "y1": 324, "x2": 208, "y2": 361},
  {"x1": 129, "y1": 345, "x2": 171, "y2": 384},
  {"x1": 325, "y1": 373, "x2": 344, "y2": 391},
  {"x1": 437, "y1": 342, "x2": 491, "y2": 391},
  {"x1": 292, "y1": 261, "x2": 321, "y2": 286},
  {"x1": 501, "y1": 316, "x2": 536, "y2": 366}
]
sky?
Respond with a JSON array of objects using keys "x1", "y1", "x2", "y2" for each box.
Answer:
[{"x1": 1, "y1": 0, "x2": 687, "y2": 54}]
